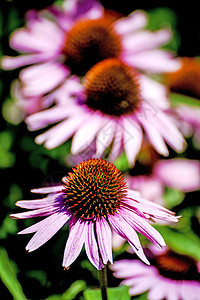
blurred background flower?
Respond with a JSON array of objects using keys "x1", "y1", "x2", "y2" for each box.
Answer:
[{"x1": 112, "y1": 245, "x2": 200, "y2": 299}]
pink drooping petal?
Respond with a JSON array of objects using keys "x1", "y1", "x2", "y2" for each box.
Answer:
[
  {"x1": 26, "y1": 104, "x2": 75, "y2": 130},
  {"x1": 125, "y1": 49, "x2": 181, "y2": 73},
  {"x1": 35, "y1": 115, "x2": 86, "y2": 149},
  {"x1": 20, "y1": 62, "x2": 69, "y2": 97},
  {"x1": 96, "y1": 217, "x2": 113, "y2": 265},
  {"x1": 148, "y1": 279, "x2": 170, "y2": 300},
  {"x1": 114, "y1": 10, "x2": 147, "y2": 35},
  {"x1": 107, "y1": 123, "x2": 123, "y2": 162},
  {"x1": 128, "y1": 276, "x2": 158, "y2": 296},
  {"x1": 140, "y1": 74, "x2": 169, "y2": 109},
  {"x1": 122, "y1": 28, "x2": 171, "y2": 54},
  {"x1": 122, "y1": 117, "x2": 143, "y2": 166},
  {"x1": 108, "y1": 213, "x2": 150, "y2": 265},
  {"x1": 31, "y1": 185, "x2": 63, "y2": 194},
  {"x1": 154, "y1": 158, "x2": 200, "y2": 192},
  {"x1": 15, "y1": 194, "x2": 61, "y2": 209},
  {"x1": 84, "y1": 221, "x2": 104, "y2": 270},
  {"x1": 54, "y1": 78, "x2": 84, "y2": 105},
  {"x1": 126, "y1": 189, "x2": 179, "y2": 223},
  {"x1": 180, "y1": 281, "x2": 200, "y2": 300},
  {"x1": 139, "y1": 111, "x2": 169, "y2": 156},
  {"x1": 152, "y1": 110, "x2": 186, "y2": 153},
  {"x1": 119, "y1": 207, "x2": 166, "y2": 248},
  {"x1": 62, "y1": 218, "x2": 86, "y2": 269},
  {"x1": 10, "y1": 206, "x2": 58, "y2": 219},
  {"x1": 1, "y1": 53, "x2": 55, "y2": 70},
  {"x1": 95, "y1": 119, "x2": 116, "y2": 156},
  {"x1": 9, "y1": 18, "x2": 64, "y2": 53},
  {"x1": 25, "y1": 211, "x2": 70, "y2": 252},
  {"x1": 112, "y1": 259, "x2": 151, "y2": 277},
  {"x1": 71, "y1": 114, "x2": 102, "y2": 154},
  {"x1": 78, "y1": 0, "x2": 104, "y2": 20},
  {"x1": 18, "y1": 209, "x2": 71, "y2": 235}
]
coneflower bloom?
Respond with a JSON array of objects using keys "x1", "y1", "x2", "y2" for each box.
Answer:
[
  {"x1": 126, "y1": 157, "x2": 200, "y2": 205},
  {"x1": 26, "y1": 58, "x2": 185, "y2": 166},
  {"x1": 165, "y1": 57, "x2": 200, "y2": 148},
  {"x1": 112, "y1": 246, "x2": 200, "y2": 300},
  {"x1": 10, "y1": 159, "x2": 179, "y2": 270},
  {"x1": 1, "y1": 0, "x2": 180, "y2": 101}
]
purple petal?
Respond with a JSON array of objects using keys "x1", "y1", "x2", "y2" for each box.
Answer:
[
  {"x1": 84, "y1": 221, "x2": 104, "y2": 270},
  {"x1": 62, "y1": 218, "x2": 86, "y2": 269},
  {"x1": 138, "y1": 105, "x2": 169, "y2": 157},
  {"x1": 10, "y1": 206, "x2": 58, "y2": 219},
  {"x1": 10, "y1": 18, "x2": 64, "y2": 53},
  {"x1": 125, "y1": 49, "x2": 181, "y2": 73},
  {"x1": 26, "y1": 105, "x2": 74, "y2": 130},
  {"x1": 1, "y1": 53, "x2": 53, "y2": 70},
  {"x1": 35, "y1": 115, "x2": 86, "y2": 149},
  {"x1": 140, "y1": 74, "x2": 169, "y2": 110},
  {"x1": 71, "y1": 115, "x2": 102, "y2": 155},
  {"x1": 25, "y1": 211, "x2": 71, "y2": 252},
  {"x1": 107, "y1": 123, "x2": 123, "y2": 162},
  {"x1": 149, "y1": 108, "x2": 186, "y2": 153},
  {"x1": 108, "y1": 213, "x2": 149, "y2": 264},
  {"x1": 123, "y1": 117, "x2": 143, "y2": 166},
  {"x1": 95, "y1": 120, "x2": 115, "y2": 156},
  {"x1": 148, "y1": 279, "x2": 169, "y2": 300},
  {"x1": 96, "y1": 217, "x2": 113, "y2": 265},
  {"x1": 18, "y1": 210, "x2": 71, "y2": 235},
  {"x1": 114, "y1": 10, "x2": 147, "y2": 35},
  {"x1": 112, "y1": 260, "x2": 152, "y2": 277},
  {"x1": 122, "y1": 29, "x2": 171, "y2": 54},
  {"x1": 119, "y1": 207, "x2": 166, "y2": 248},
  {"x1": 126, "y1": 189, "x2": 179, "y2": 222},
  {"x1": 154, "y1": 158, "x2": 200, "y2": 192},
  {"x1": 20, "y1": 62, "x2": 69, "y2": 97},
  {"x1": 15, "y1": 194, "x2": 61, "y2": 209},
  {"x1": 31, "y1": 185, "x2": 63, "y2": 194},
  {"x1": 128, "y1": 275, "x2": 159, "y2": 296}
]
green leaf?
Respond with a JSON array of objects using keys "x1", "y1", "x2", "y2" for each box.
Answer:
[
  {"x1": 0, "y1": 247, "x2": 27, "y2": 300},
  {"x1": 133, "y1": 292, "x2": 148, "y2": 300},
  {"x1": 170, "y1": 93, "x2": 200, "y2": 108},
  {"x1": 0, "y1": 130, "x2": 15, "y2": 168},
  {"x1": 154, "y1": 225, "x2": 200, "y2": 260},
  {"x1": 46, "y1": 280, "x2": 86, "y2": 300},
  {"x1": 3, "y1": 183, "x2": 23, "y2": 208},
  {"x1": 0, "y1": 215, "x2": 18, "y2": 239},
  {"x1": 83, "y1": 285, "x2": 130, "y2": 300},
  {"x1": 113, "y1": 152, "x2": 129, "y2": 172},
  {"x1": 146, "y1": 7, "x2": 180, "y2": 52},
  {"x1": 62, "y1": 280, "x2": 86, "y2": 300},
  {"x1": 163, "y1": 187, "x2": 185, "y2": 209}
]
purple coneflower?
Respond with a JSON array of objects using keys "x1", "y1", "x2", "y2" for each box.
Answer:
[
  {"x1": 25, "y1": 58, "x2": 185, "y2": 166},
  {"x1": 126, "y1": 157, "x2": 200, "y2": 205},
  {"x1": 10, "y1": 158, "x2": 179, "y2": 270},
  {"x1": 112, "y1": 246, "x2": 200, "y2": 300},
  {"x1": 1, "y1": 0, "x2": 179, "y2": 102}
]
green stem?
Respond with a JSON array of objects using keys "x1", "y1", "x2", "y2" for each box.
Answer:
[{"x1": 98, "y1": 266, "x2": 108, "y2": 300}]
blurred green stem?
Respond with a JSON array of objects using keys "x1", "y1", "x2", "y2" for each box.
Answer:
[{"x1": 98, "y1": 266, "x2": 108, "y2": 300}]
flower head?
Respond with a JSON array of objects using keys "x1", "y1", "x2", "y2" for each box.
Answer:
[
  {"x1": 126, "y1": 154, "x2": 200, "y2": 205},
  {"x1": 112, "y1": 246, "x2": 200, "y2": 299},
  {"x1": 1, "y1": 0, "x2": 179, "y2": 104},
  {"x1": 10, "y1": 158, "x2": 179, "y2": 270},
  {"x1": 26, "y1": 58, "x2": 185, "y2": 166}
]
